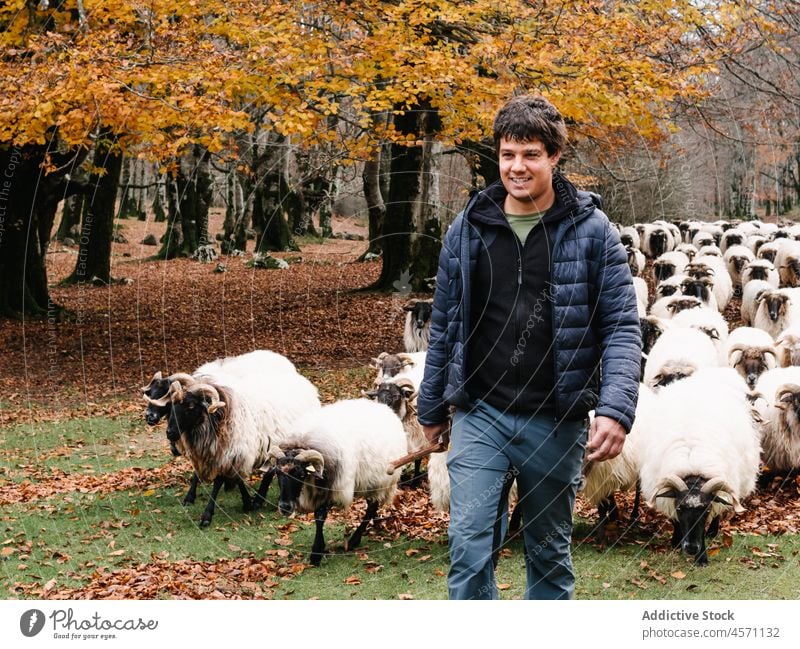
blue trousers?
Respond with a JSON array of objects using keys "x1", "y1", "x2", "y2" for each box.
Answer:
[{"x1": 447, "y1": 399, "x2": 587, "y2": 600}]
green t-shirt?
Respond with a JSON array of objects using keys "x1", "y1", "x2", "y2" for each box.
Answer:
[{"x1": 505, "y1": 211, "x2": 545, "y2": 244}]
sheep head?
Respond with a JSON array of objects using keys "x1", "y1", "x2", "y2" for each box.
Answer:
[
  {"x1": 404, "y1": 299, "x2": 433, "y2": 330},
  {"x1": 364, "y1": 379, "x2": 417, "y2": 419},
  {"x1": 774, "y1": 383, "x2": 800, "y2": 414},
  {"x1": 164, "y1": 382, "x2": 227, "y2": 448},
  {"x1": 652, "y1": 474, "x2": 737, "y2": 565},
  {"x1": 685, "y1": 262, "x2": 715, "y2": 280},
  {"x1": 680, "y1": 276, "x2": 713, "y2": 302},
  {"x1": 653, "y1": 259, "x2": 676, "y2": 282},
  {"x1": 728, "y1": 344, "x2": 777, "y2": 388},
  {"x1": 141, "y1": 372, "x2": 196, "y2": 427},
  {"x1": 757, "y1": 291, "x2": 789, "y2": 323},
  {"x1": 665, "y1": 296, "x2": 702, "y2": 316},
  {"x1": 371, "y1": 352, "x2": 415, "y2": 381},
  {"x1": 775, "y1": 331, "x2": 800, "y2": 367},
  {"x1": 273, "y1": 448, "x2": 326, "y2": 516}
]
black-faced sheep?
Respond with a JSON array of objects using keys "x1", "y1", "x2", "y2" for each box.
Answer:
[
  {"x1": 154, "y1": 366, "x2": 320, "y2": 526},
  {"x1": 752, "y1": 367, "x2": 800, "y2": 482},
  {"x1": 266, "y1": 399, "x2": 407, "y2": 566},
  {"x1": 643, "y1": 327, "x2": 718, "y2": 390},
  {"x1": 637, "y1": 370, "x2": 760, "y2": 564},
  {"x1": 724, "y1": 327, "x2": 777, "y2": 389},
  {"x1": 403, "y1": 298, "x2": 433, "y2": 352},
  {"x1": 753, "y1": 288, "x2": 800, "y2": 339}
]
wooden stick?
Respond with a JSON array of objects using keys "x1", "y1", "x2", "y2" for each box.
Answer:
[{"x1": 386, "y1": 441, "x2": 447, "y2": 475}]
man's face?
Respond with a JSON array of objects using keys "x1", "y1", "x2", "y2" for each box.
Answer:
[{"x1": 498, "y1": 137, "x2": 561, "y2": 213}]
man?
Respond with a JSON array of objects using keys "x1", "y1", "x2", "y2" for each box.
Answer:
[{"x1": 416, "y1": 95, "x2": 641, "y2": 599}]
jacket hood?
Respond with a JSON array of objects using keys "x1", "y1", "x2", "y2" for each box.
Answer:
[{"x1": 466, "y1": 173, "x2": 599, "y2": 227}]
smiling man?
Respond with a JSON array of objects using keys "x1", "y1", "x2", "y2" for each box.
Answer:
[{"x1": 417, "y1": 94, "x2": 642, "y2": 599}]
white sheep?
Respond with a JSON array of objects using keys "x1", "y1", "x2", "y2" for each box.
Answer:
[
  {"x1": 719, "y1": 228, "x2": 748, "y2": 255},
  {"x1": 403, "y1": 298, "x2": 433, "y2": 352},
  {"x1": 723, "y1": 244, "x2": 755, "y2": 290},
  {"x1": 637, "y1": 369, "x2": 761, "y2": 564},
  {"x1": 753, "y1": 288, "x2": 800, "y2": 339},
  {"x1": 643, "y1": 327, "x2": 719, "y2": 390},
  {"x1": 753, "y1": 367, "x2": 800, "y2": 477},
  {"x1": 649, "y1": 294, "x2": 703, "y2": 320},
  {"x1": 633, "y1": 276, "x2": 649, "y2": 317},
  {"x1": 154, "y1": 365, "x2": 321, "y2": 526},
  {"x1": 686, "y1": 255, "x2": 732, "y2": 311},
  {"x1": 775, "y1": 325, "x2": 800, "y2": 367},
  {"x1": 674, "y1": 243, "x2": 698, "y2": 259},
  {"x1": 776, "y1": 239, "x2": 800, "y2": 288},
  {"x1": 654, "y1": 274, "x2": 685, "y2": 301},
  {"x1": 619, "y1": 226, "x2": 641, "y2": 250},
  {"x1": 724, "y1": 326, "x2": 777, "y2": 389},
  {"x1": 652, "y1": 251, "x2": 690, "y2": 284},
  {"x1": 741, "y1": 259, "x2": 779, "y2": 289},
  {"x1": 642, "y1": 223, "x2": 675, "y2": 259},
  {"x1": 580, "y1": 387, "x2": 656, "y2": 536},
  {"x1": 627, "y1": 246, "x2": 646, "y2": 277},
  {"x1": 267, "y1": 399, "x2": 407, "y2": 565},
  {"x1": 670, "y1": 306, "x2": 729, "y2": 362},
  {"x1": 740, "y1": 280, "x2": 773, "y2": 327},
  {"x1": 371, "y1": 351, "x2": 426, "y2": 389}
]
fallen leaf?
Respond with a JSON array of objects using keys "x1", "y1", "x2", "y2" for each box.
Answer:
[
  {"x1": 398, "y1": 593, "x2": 414, "y2": 600},
  {"x1": 671, "y1": 571, "x2": 686, "y2": 580},
  {"x1": 344, "y1": 575, "x2": 361, "y2": 585},
  {"x1": 1, "y1": 547, "x2": 14, "y2": 557},
  {"x1": 497, "y1": 583, "x2": 511, "y2": 590}
]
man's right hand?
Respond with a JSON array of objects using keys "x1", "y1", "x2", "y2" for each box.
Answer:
[{"x1": 422, "y1": 422, "x2": 450, "y2": 448}]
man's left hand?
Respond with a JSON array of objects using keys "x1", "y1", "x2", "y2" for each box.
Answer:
[{"x1": 585, "y1": 415, "x2": 626, "y2": 462}]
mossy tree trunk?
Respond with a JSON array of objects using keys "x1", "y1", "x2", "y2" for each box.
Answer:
[{"x1": 65, "y1": 130, "x2": 123, "y2": 285}]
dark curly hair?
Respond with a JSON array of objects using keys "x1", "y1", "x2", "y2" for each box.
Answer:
[{"x1": 493, "y1": 95, "x2": 567, "y2": 156}]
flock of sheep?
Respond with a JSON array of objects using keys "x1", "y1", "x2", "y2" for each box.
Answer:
[
  {"x1": 590, "y1": 218, "x2": 800, "y2": 564},
  {"x1": 141, "y1": 219, "x2": 800, "y2": 568}
]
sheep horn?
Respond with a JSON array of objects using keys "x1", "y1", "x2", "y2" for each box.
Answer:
[
  {"x1": 294, "y1": 449, "x2": 325, "y2": 477},
  {"x1": 146, "y1": 379, "x2": 184, "y2": 408},
  {"x1": 648, "y1": 474, "x2": 688, "y2": 508},
  {"x1": 370, "y1": 352, "x2": 389, "y2": 368},
  {"x1": 396, "y1": 353, "x2": 416, "y2": 368},
  {"x1": 186, "y1": 383, "x2": 226, "y2": 412},
  {"x1": 168, "y1": 372, "x2": 196, "y2": 385},
  {"x1": 775, "y1": 384, "x2": 800, "y2": 408},
  {"x1": 141, "y1": 371, "x2": 163, "y2": 392},
  {"x1": 258, "y1": 445, "x2": 285, "y2": 472},
  {"x1": 701, "y1": 477, "x2": 744, "y2": 513}
]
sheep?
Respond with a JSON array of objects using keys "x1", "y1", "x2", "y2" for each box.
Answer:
[
  {"x1": 654, "y1": 274, "x2": 685, "y2": 301},
  {"x1": 685, "y1": 255, "x2": 732, "y2": 311},
  {"x1": 142, "y1": 350, "x2": 311, "y2": 506},
  {"x1": 363, "y1": 378, "x2": 426, "y2": 485},
  {"x1": 775, "y1": 239, "x2": 800, "y2": 287},
  {"x1": 741, "y1": 259, "x2": 779, "y2": 288},
  {"x1": 692, "y1": 231, "x2": 715, "y2": 249},
  {"x1": 740, "y1": 280, "x2": 773, "y2": 327},
  {"x1": 674, "y1": 243, "x2": 698, "y2": 260},
  {"x1": 643, "y1": 327, "x2": 719, "y2": 390},
  {"x1": 640, "y1": 316, "x2": 671, "y2": 357},
  {"x1": 679, "y1": 275, "x2": 718, "y2": 311},
  {"x1": 637, "y1": 370, "x2": 761, "y2": 564},
  {"x1": 724, "y1": 326, "x2": 777, "y2": 389},
  {"x1": 627, "y1": 246, "x2": 646, "y2": 277},
  {"x1": 757, "y1": 241, "x2": 780, "y2": 264},
  {"x1": 752, "y1": 367, "x2": 800, "y2": 481},
  {"x1": 753, "y1": 288, "x2": 800, "y2": 339},
  {"x1": 670, "y1": 306, "x2": 729, "y2": 361},
  {"x1": 719, "y1": 228, "x2": 747, "y2": 255},
  {"x1": 619, "y1": 226, "x2": 640, "y2": 250},
  {"x1": 652, "y1": 251, "x2": 690, "y2": 284},
  {"x1": 580, "y1": 388, "x2": 655, "y2": 539},
  {"x1": 153, "y1": 366, "x2": 321, "y2": 526},
  {"x1": 371, "y1": 351, "x2": 426, "y2": 389},
  {"x1": 723, "y1": 244, "x2": 755, "y2": 290},
  {"x1": 745, "y1": 234, "x2": 768, "y2": 257},
  {"x1": 403, "y1": 298, "x2": 433, "y2": 352},
  {"x1": 266, "y1": 399, "x2": 407, "y2": 565},
  {"x1": 642, "y1": 223, "x2": 674, "y2": 259},
  {"x1": 649, "y1": 294, "x2": 703, "y2": 320},
  {"x1": 633, "y1": 277, "x2": 648, "y2": 317},
  {"x1": 697, "y1": 244, "x2": 723, "y2": 258},
  {"x1": 775, "y1": 325, "x2": 800, "y2": 367}
]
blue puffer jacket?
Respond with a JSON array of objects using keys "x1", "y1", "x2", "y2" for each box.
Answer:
[{"x1": 417, "y1": 179, "x2": 642, "y2": 432}]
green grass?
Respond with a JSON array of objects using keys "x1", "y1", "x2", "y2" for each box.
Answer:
[{"x1": 1, "y1": 409, "x2": 800, "y2": 599}]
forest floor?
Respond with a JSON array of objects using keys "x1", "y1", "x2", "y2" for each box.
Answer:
[{"x1": 0, "y1": 212, "x2": 799, "y2": 599}]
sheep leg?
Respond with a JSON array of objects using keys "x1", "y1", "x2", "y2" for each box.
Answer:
[
  {"x1": 237, "y1": 477, "x2": 253, "y2": 512},
  {"x1": 199, "y1": 476, "x2": 225, "y2": 528},
  {"x1": 630, "y1": 483, "x2": 641, "y2": 522},
  {"x1": 253, "y1": 468, "x2": 274, "y2": 509},
  {"x1": 182, "y1": 473, "x2": 199, "y2": 506},
  {"x1": 310, "y1": 505, "x2": 329, "y2": 567},
  {"x1": 345, "y1": 500, "x2": 379, "y2": 552}
]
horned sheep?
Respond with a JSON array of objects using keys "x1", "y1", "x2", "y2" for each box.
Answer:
[
  {"x1": 267, "y1": 399, "x2": 408, "y2": 565},
  {"x1": 753, "y1": 367, "x2": 800, "y2": 479},
  {"x1": 724, "y1": 326, "x2": 777, "y2": 389},
  {"x1": 637, "y1": 370, "x2": 761, "y2": 564},
  {"x1": 403, "y1": 298, "x2": 433, "y2": 352}
]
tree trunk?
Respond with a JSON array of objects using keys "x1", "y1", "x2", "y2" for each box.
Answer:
[
  {"x1": 55, "y1": 193, "x2": 84, "y2": 241},
  {"x1": 158, "y1": 146, "x2": 213, "y2": 259},
  {"x1": 0, "y1": 145, "x2": 87, "y2": 317},
  {"x1": 152, "y1": 169, "x2": 167, "y2": 222},
  {"x1": 372, "y1": 102, "x2": 442, "y2": 292},
  {"x1": 252, "y1": 137, "x2": 297, "y2": 252},
  {"x1": 65, "y1": 131, "x2": 122, "y2": 285},
  {"x1": 222, "y1": 167, "x2": 249, "y2": 253}
]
